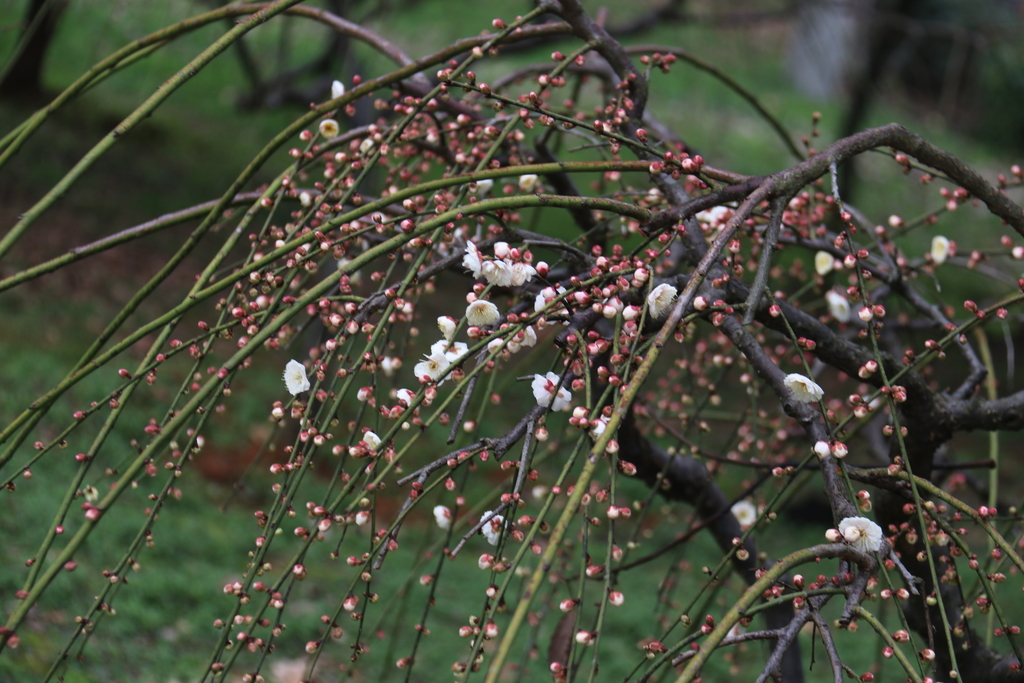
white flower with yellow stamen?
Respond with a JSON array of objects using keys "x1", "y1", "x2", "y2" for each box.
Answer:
[
  {"x1": 838, "y1": 516, "x2": 883, "y2": 553},
  {"x1": 283, "y1": 360, "x2": 310, "y2": 395},
  {"x1": 438, "y1": 340, "x2": 469, "y2": 365},
  {"x1": 510, "y1": 262, "x2": 537, "y2": 286},
  {"x1": 518, "y1": 174, "x2": 539, "y2": 192},
  {"x1": 784, "y1": 373, "x2": 823, "y2": 402},
  {"x1": 731, "y1": 500, "x2": 758, "y2": 529},
  {"x1": 815, "y1": 251, "x2": 834, "y2": 276},
  {"x1": 466, "y1": 300, "x2": 500, "y2": 327},
  {"x1": 414, "y1": 345, "x2": 451, "y2": 384},
  {"x1": 647, "y1": 283, "x2": 678, "y2": 319},
  {"x1": 318, "y1": 119, "x2": 339, "y2": 139},
  {"x1": 481, "y1": 259, "x2": 514, "y2": 287},
  {"x1": 931, "y1": 236, "x2": 951, "y2": 265}
]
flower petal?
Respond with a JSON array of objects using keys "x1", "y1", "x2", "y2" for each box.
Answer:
[
  {"x1": 783, "y1": 373, "x2": 823, "y2": 402},
  {"x1": 284, "y1": 360, "x2": 311, "y2": 395}
]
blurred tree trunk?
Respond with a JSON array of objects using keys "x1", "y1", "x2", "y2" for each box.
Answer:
[{"x1": 0, "y1": 0, "x2": 67, "y2": 99}]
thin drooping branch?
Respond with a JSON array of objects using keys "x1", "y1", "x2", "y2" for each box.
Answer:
[
  {"x1": 774, "y1": 124, "x2": 1024, "y2": 236},
  {"x1": 670, "y1": 628, "x2": 785, "y2": 666},
  {"x1": 742, "y1": 195, "x2": 788, "y2": 324},
  {"x1": 396, "y1": 405, "x2": 547, "y2": 486},
  {"x1": 753, "y1": 607, "x2": 812, "y2": 683},
  {"x1": 532, "y1": 139, "x2": 600, "y2": 238},
  {"x1": 447, "y1": 375, "x2": 479, "y2": 445},
  {"x1": 888, "y1": 278, "x2": 987, "y2": 400},
  {"x1": 717, "y1": 315, "x2": 856, "y2": 522},
  {"x1": 549, "y1": 0, "x2": 650, "y2": 117},
  {"x1": 808, "y1": 607, "x2": 844, "y2": 683},
  {"x1": 617, "y1": 410, "x2": 805, "y2": 683},
  {"x1": 624, "y1": 44, "x2": 803, "y2": 161}
]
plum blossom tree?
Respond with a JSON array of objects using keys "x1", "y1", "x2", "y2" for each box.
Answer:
[{"x1": 2, "y1": 1, "x2": 1024, "y2": 682}]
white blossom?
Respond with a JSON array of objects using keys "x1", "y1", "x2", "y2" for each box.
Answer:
[
  {"x1": 784, "y1": 373, "x2": 823, "y2": 402},
  {"x1": 532, "y1": 372, "x2": 572, "y2": 411},
  {"x1": 463, "y1": 241, "x2": 484, "y2": 278},
  {"x1": 589, "y1": 417, "x2": 609, "y2": 441},
  {"x1": 493, "y1": 242, "x2": 510, "y2": 259},
  {"x1": 931, "y1": 235, "x2": 950, "y2": 265},
  {"x1": 466, "y1": 300, "x2": 500, "y2": 327},
  {"x1": 731, "y1": 500, "x2": 758, "y2": 529},
  {"x1": 437, "y1": 340, "x2": 469, "y2": 365},
  {"x1": 433, "y1": 505, "x2": 452, "y2": 530},
  {"x1": 813, "y1": 441, "x2": 831, "y2": 459},
  {"x1": 510, "y1": 262, "x2": 537, "y2": 286},
  {"x1": 481, "y1": 511, "x2": 505, "y2": 545},
  {"x1": 518, "y1": 174, "x2": 539, "y2": 192},
  {"x1": 825, "y1": 290, "x2": 851, "y2": 323},
  {"x1": 283, "y1": 360, "x2": 310, "y2": 395},
  {"x1": 646, "y1": 283, "x2": 678, "y2": 319},
  {"x1": 380, "y1": 357, "x2": 400, "y2": 377},
  {"x1": 438, "y1": 316, "x2": 457, "y2": 341},
  {"x1": 838, "y1": 516, "x2": 883, "y2": 553},
  {"x1": 535, "y1": 286, "x2": 566, "y2": 312},
  {"x1": 487, "y1": 338, "x2": 506, "y2": 353},
  {"x1": 331, "y1": 80, "x2": 346, "y2": 99},
  {"x1": 396, "y1": 388, "x2": 416, "y2": 406},
  {"x1": 474, "y1": 178, "x2": 493, "y2": 195},
  {"x1": 696, "y1": 205, "x2": 731, "y2": 225},
  {"x1": 414, "y1": 345, "x2": 451, "y2": 384},
  {"x1": 359, "y1": 138, "x2": 375, "y2": 155},
  {"x1": 318, "y1": 119, "x2": 339, "y2": 139},
  {"x1": 520, "y1": 326, "x2": 538, "y2": 348},
  {"x1": 480, "y1": 259, "x2": 514, "y2": 287},
  {"x1": 363, "y1": 431, "x2": 381, "y2": 452},
  {"x1": 299, "y1": 191, "x2": 312, "y2": 208},
  {"x1": 815, "y1": 251, "x2": 834, "y2": 276}
]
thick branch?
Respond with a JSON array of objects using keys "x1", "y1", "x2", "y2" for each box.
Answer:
[{"x1": 773, "y1": 124, "x2": 1024, "y2": 237}]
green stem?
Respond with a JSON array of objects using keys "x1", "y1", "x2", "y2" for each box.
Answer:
[
  {"x1": 855, "y1": 467, "x2": 1024, "y2": 577},
  {"x1": 672, "y1": 544, "x2": 874, "y2": 683},
  {"x1": 0, "y1": 193, "x2": 261, "y2": 293},
  {"x1": 0, "y1": 0, "x2": 305, "y2": 260},
  {"x1": 854, "y1": 607, "x2": 925, "y2": 683},
  {"x1": 974, "y1": 328, "x2": 999, "y2": 646}
]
